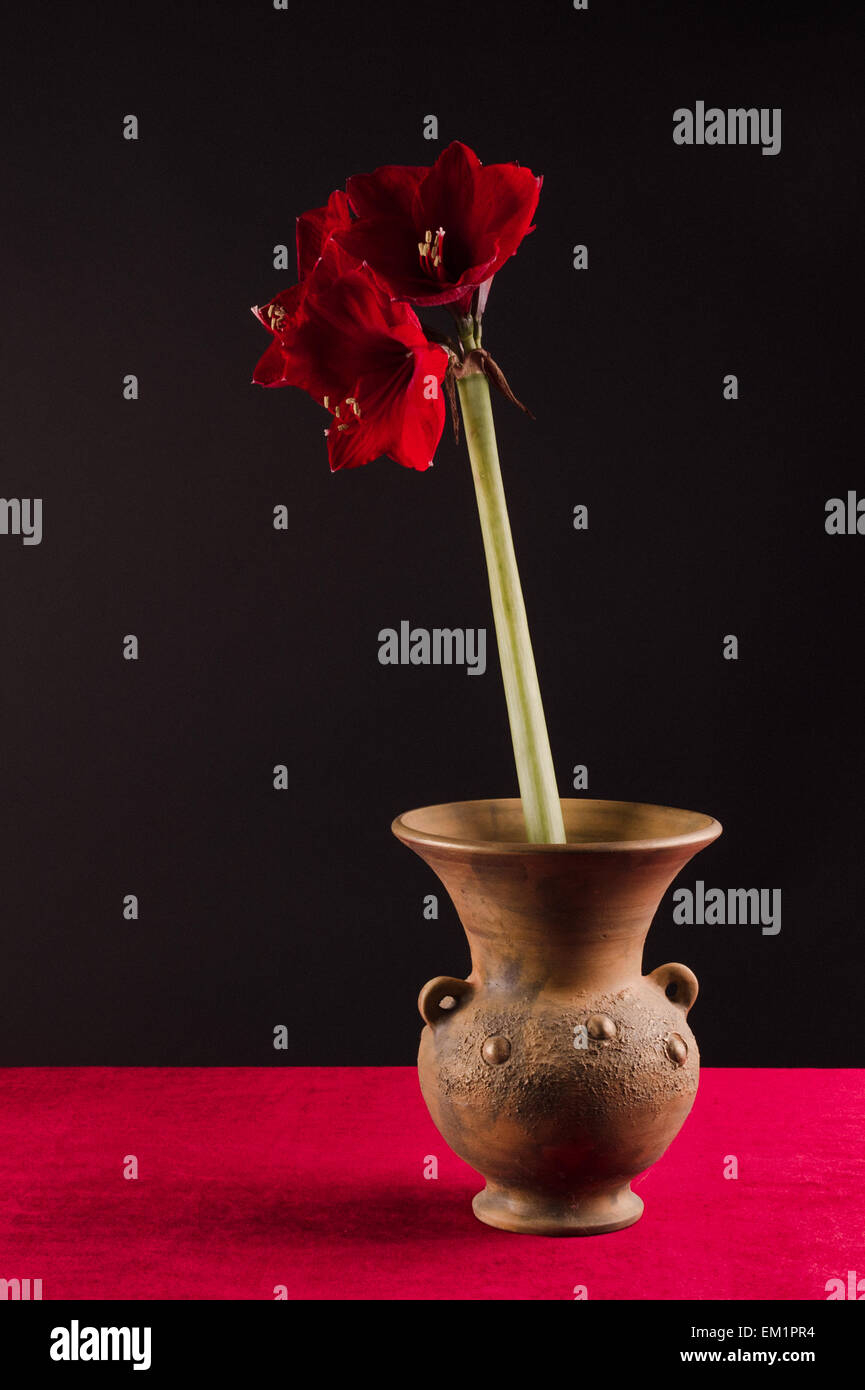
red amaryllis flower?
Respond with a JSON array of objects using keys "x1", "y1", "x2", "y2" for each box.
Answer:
[
  {"x1": 332, "y1": 141, "x2": 542, "y2": 314},
  {"x1": 253, "y1": 265, "x2": 448, "y2": 473},
  {"x1": 251, "y1": 190, "x2": 354, "y2": 371}
]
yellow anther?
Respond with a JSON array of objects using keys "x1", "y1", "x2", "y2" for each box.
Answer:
[{"x1": 418, "y1": 227, "x2": 446, "y2": 277}]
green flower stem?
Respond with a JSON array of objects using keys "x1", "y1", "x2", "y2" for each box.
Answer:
[{"x1": 456, "y1": 360, "x2": 566, "y2": 844}]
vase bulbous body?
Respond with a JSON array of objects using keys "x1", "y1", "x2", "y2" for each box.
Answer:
[{"x1": 392, "y1": 798, "x2": 722, "y2": 1235}]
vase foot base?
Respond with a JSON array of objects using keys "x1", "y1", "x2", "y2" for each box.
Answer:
[{"x1": 472, "y1": 1183, "x2": 644, "y2": 1236}]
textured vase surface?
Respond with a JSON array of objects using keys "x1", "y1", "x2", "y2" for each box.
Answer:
[{"x1": 392, "y1": 797, "x2": 722, "y2": 1235}]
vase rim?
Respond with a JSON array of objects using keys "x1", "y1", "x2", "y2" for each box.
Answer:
[{"x1": 392, "y1": 797, "x2": 722, "y2": 855}]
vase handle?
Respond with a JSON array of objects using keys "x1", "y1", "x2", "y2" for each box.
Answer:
[
  {"x1": 647, "y1": 962, "x2": 699, "y2": 1014},
  {"x1": 418, "y1": 976, "x2": 472, "y2": 1027}
]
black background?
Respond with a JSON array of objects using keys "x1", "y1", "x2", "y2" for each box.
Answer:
[{"x1": 1, "y1": 0, "x2": 862, "y2": 1066}]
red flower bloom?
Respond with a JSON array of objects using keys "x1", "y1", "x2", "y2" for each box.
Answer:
[
  {"x1": 333, "y1": 141, "x2": 542, "y2": 314},
  {"x1": 254, "y1": 265, "x2": 448, "y2": 473}
]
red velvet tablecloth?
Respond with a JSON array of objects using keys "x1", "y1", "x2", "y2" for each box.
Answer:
[{"x1": 0, "y1": 1068, "x2": 861, "y2": 1300}]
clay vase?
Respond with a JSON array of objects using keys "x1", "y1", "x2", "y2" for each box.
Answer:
[{"x1": 392, "y1": 797, "x2": 722, "y2": 1235}]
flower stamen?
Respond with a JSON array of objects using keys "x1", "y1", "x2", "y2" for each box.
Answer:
[
  {"x1": 418, "y1": 227, "x2": 447, "y2": 279},
  {"x1": 265, "y1": 302, "x2": 287, "y2": 331},
  {"x1": 324, "y1": 394, "x2": 362, "y2": 429}
]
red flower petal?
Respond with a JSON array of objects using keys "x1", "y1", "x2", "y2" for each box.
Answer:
[
  {"x1": 464, "y1": 162, "x2": 542, "y2": 266},
  {"x1": 332, "y1": 216, "x2": 423, "y2": 298},
  {"x1": 413, "y1": 141, "x2": 483, "y2": 244},
  {"x1": 326, "y1": 342, "x2": 447, "y2": 473},
  {"x1": 346, "y1": 164, "x2": 426, "y2": 221},
  {"x1": 251, "y1": 338, "x2": 292, "y2": 386},
  {"x1": 387, "y1": 343, "x2": 448, "y2": 470},
  {"x1": 296, "y1": 189, "x2": 353, "y2": 280}
]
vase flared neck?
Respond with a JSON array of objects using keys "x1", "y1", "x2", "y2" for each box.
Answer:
[{"x1": 393, "y1": 798, "x2": 722, "y2": 995}]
